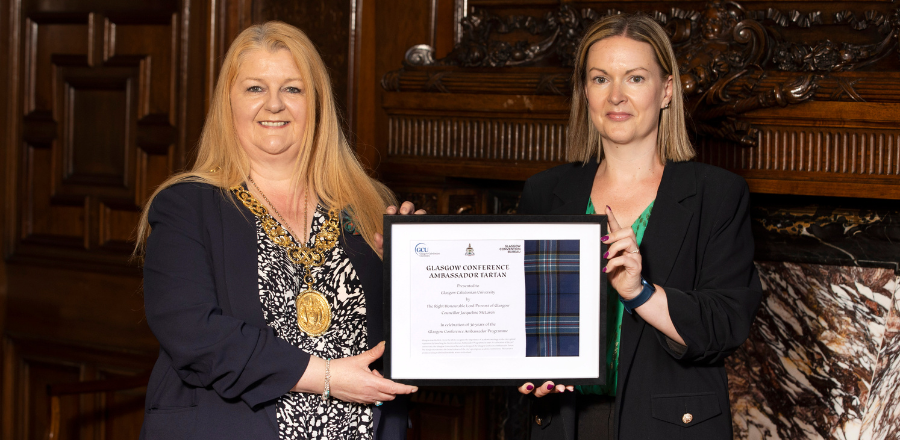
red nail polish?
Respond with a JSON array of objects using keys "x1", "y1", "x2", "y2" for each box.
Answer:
[
  {"x1": 602, "y1": 267, "x2": 607, "y2": 273},
  {"x1": 547, "y1": 384, "x2": 554, "y2": 390},
  {"x1": 526, "y1": 385, "x2": 534, "y2": 390},
  {"x1": 603, "y1": 251, "x2": 609, "y2": 258},
  {"x1": 601, "y1": 235, "x2": 609, "y2": 241}
]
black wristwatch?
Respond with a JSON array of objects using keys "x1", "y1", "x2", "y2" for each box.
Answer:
[{"x1": 620, "y1": 277, "x2": 655, "y2": 315}]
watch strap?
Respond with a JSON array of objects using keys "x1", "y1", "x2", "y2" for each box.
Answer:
[{"x1": 620, "y1": 277, "x2": 655, "y2": 314}]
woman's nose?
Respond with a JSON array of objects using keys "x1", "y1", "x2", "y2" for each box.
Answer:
[
  {"x1": 607, "y1": 81, "x2": 626, "y2": 105},
  {"x1": 265, "y1": 91, "x2": 285, "y2": 112}
]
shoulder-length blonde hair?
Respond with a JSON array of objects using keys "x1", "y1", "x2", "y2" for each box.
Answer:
[
  {"x1": 567, "y1": 13, "x2": 694, "y2": 164},
  {"x1": 135, "y1": 21, "x2": 395, "y2": 255}
]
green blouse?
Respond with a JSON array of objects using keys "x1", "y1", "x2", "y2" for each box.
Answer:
[{"x1": 578, "y1": 199, "x2": 654, "y2": 396}]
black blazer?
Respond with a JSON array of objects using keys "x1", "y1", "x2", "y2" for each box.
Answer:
[
  {"x1": 140, "y1": 182, "x2": 407, "y2": 440},
  {"x1": 519, "y1": 160, "x2": 762, "y2": 440}
]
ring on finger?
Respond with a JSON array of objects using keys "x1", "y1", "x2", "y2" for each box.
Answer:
[
  {"x1": 375, "y1": 401, "x2": 383, "y2": 407},
  {"x1": 629, "y1": 249, "x2": 640, "y2": 254}
]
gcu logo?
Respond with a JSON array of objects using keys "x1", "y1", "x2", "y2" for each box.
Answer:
[{"x1": 414, "y1": 243, "x2": 428, "y2": 255}]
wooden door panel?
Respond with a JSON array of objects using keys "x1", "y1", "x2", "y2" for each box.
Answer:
[
  {"x1": 16, "y1": 8, "x2": 182, "y2": 267},
  {"x1": 3, "y1": 0, "x2": 208, "y2": 438}
]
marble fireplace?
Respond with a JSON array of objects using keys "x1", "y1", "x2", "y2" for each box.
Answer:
[{"x1": 726, "y1": 197, "x2": 900, "y2": 440}]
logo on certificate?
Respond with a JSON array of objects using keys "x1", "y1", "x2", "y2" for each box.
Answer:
[
  {"x1": 465, "y1": 243, "x2": 475, "y2": 256},
  {"x1": 415, "y1": 243, "x2": 438, "y2": 257}
]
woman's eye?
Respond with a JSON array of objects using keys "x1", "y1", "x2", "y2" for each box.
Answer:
[
  {"x1": 592, "y1": 76, "x2": 607, "y2": 84},
  {"x1": 631, "y1": 76, "x2": 645, "y2": 83},
  {"x1": 247, "y1": 85, "x2": 263, "y2": 92},
  {"x1": 284, "y1": 86, "x2": 302, "y2": 94}
]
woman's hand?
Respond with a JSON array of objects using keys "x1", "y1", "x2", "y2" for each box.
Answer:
[
  {"x1": 329, "y1": 342, "x2": 417, "y2": 404},
  {"x1": 602, "y1": 206, "x2": 643, "y2": 300},
  {"x1": 517, "y1": 381, "x2": 574, "y2": 397},
  {"x1": 294, "y1": 342, "x2": 417, "y2": 404},
  {"x1": 603, "y1": 206, "x2": 686, "y2": 345},
  {"x1": 374, "y1": 201, "x2": 427, "y2": 258}
]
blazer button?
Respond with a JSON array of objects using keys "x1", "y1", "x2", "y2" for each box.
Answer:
[
  {"x1": 535, "y1": 416, "x2": 543, "y2": 426},
  {"x1": 682, "y1": 413, "x2": 693, "y2": 424}
]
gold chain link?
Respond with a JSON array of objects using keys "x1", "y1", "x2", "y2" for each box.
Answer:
[{"x1": 230, "y1": 185, "x2": 341, "y2": 274}]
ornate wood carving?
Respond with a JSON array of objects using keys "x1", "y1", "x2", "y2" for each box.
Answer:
[{"x1": 381, "y1": 1, "x2": 900, "y2": 200}]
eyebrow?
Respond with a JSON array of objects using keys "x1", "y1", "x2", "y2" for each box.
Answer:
[{"x1": 588, "y1": 67, "x2": 650, "y2": 75}]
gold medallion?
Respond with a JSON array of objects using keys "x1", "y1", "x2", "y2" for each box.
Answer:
[
  {"x1": 231, "y1": 183, "x2": 341, "y2": 338},
  {"x1": 296, "y1": 289, "x2": 331, "y2": 336}
]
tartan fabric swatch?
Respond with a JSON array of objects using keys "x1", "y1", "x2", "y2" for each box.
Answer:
[{"x1": 524, "y1": 240, "x2": 580, "y2": 357}]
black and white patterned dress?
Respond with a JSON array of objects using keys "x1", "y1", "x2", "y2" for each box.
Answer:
[{"x1": 255, "y1": 204, "x2": 373, "y2": 440}]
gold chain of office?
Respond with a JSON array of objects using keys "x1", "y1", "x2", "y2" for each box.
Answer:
[{"x1": 230, "y1": 184, "x2": 342, "y2": 336}]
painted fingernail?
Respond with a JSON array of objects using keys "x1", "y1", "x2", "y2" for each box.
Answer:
[
  {"x1": 547, "y1": 384, "x2": 554, "y2": 390},
  {"x1": 526, "y1": 385, "x2": 534, "y2": 390},
  {"x1": 606, "y1": 205, "x2": 612, "y2": 212},
  {"x1": 601, "y1": 235, "x2": 609, "y2": 241},
  {"x1": 603, "y1": 251, "x2": 609, "y2": 258},
  {"x1": 602, "y1": 267, "x2": 608, "y2": 273}
]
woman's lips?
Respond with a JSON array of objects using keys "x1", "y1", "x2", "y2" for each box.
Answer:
[
  {"x1": 258, "y1": 121, "x2": 289, "y2": 127},
  {"x1": 606, "y1": 112, "x2": 632, "y2": 121}
]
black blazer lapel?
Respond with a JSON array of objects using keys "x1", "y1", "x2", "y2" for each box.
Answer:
[
  {"x1": 219, "y1": 190, "x2": 268, "y2": 329},
  {"x1": 548, "y1": 160, "x2": 599, "y2": 214},
  {"x1": 641, "y1": 161, "x2": 696, "y2": 287},
  {"x1": 615, "y1": 161, "x2": 696, "y2": 397}
]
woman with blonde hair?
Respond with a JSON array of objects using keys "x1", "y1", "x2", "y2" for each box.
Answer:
[
  {"x1": 517, "y1": 13, "x2": 761, "y2": 439},
  {"x1": 136, "y1": 21, "x2": 419, "y2": 439}
]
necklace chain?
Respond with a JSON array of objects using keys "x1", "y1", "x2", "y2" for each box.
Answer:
[
  {"x1": 247, "y1": 175, "x2": 307, "y2": 244},
  {"x1": 231, "y1": 180, "x2": 341, "y2": 287}
]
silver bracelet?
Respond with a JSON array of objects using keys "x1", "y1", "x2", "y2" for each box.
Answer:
[{"x1": 322, "y1": 358, "x2": 331, "y2": 402}]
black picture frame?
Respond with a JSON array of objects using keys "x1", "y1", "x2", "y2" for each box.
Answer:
[{"x1": 383, "y1": 214, "x2": 608, "y2": 386}]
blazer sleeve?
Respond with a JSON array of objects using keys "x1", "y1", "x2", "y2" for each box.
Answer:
[
  {"x1": 661, "y1": 176, "x2": 763, "y2": 364},
  {"x1": 143, "y1": 185, "x2": 310, "y2": 408}
]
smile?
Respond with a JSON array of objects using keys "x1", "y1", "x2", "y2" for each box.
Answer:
[
  {"x1": 606, "y1": 112, "x2": 632, "y2": 121},
  {"x1": 259, "y1": 121, "x2": 289, "y2": 127}
]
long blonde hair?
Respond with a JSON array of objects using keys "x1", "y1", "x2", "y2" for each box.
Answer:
[
  {"x1": 567, "y1": 13, "x2": 694, "y2": 164},
  {"x1": 135, "y1": 21, "x2": 395, "y2": 256}
]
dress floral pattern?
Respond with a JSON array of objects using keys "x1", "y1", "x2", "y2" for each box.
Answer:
[{"x1": 255, "y1": 204, "x2": 373, "y2": 439}]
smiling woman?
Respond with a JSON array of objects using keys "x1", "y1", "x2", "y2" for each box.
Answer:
[
  {"x1": 517, "y1": 13, "x2": 762, "y2": 440},
  {"x1": 230, "y1": 49, "x2": 310, "y2": 171},
  {"x1": 583, "y1": 36, "x2": 672, "y2": 152},
  {"x1": 132, "y1": 21, "x2": 419, "y2": 440}
]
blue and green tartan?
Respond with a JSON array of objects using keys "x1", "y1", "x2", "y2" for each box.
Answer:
[{"x1": 524, "y1": 240, "x2": 580, "y2": 357}]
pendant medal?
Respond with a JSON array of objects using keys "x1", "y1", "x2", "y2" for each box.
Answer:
[{"x1": 296, "y1": 289, "x2": 331, "y2": 336}]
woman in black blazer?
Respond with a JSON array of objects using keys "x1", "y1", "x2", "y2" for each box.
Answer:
[
  {"x1": 517, "y1": 14, "x2": 762, "y2": 440},
  {"x1": 135, "y1": 22, "x2": 418, "y2": 439}
]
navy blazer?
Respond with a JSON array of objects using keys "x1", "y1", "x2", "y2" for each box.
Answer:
[
  {"x1": 519, "y1": 160, "x2": 762, "y2": 440},
  {"x1": 141, "y1": 182, "x2": 407, "y2": 440}
]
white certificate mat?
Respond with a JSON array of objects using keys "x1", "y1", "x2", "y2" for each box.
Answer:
[{"x1": 384, "y1": 215, "x2": 608, "y2": 386}]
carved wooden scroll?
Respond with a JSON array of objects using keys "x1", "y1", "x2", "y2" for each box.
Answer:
[{"x1": 382, "y1": 1, "x2": 900, "y2": 199}]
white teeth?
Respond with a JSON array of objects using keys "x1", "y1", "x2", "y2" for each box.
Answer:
[{"x1": 260, "y1": 121, "x2": 288, "y2": 127}]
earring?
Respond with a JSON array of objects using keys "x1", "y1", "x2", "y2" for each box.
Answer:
[{"x1": 663, "y1": 102, "x2": 670, "y2": 109}]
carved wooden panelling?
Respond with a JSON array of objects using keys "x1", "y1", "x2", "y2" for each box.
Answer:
[
  {"x1": 699, "y1": 128, "x2": 900, "y2": 175},
  {"x1": 389, "y1": 116, "x2": 568, "y2": 162},
  {"x1": 17, "y1": 12, "x2": 180, "y2": 266},
  {"x1": 2, "y1": 336, "x2": 152, "y2": 440},
  {"x1": 381, "y1": 1, "x2": 900, "y2": 199}
]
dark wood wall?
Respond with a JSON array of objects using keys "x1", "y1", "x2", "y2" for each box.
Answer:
[
  {"x1": 2, "y1": 0, "x2": 898, "y2": 439},
  {"x1": 0, "y1": 0, "x2": 213, "y2": 437}
]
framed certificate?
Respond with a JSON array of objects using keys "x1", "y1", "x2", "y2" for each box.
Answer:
[{"x1": 383, "y1": 215, "x2": 608, "y2": 386}]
